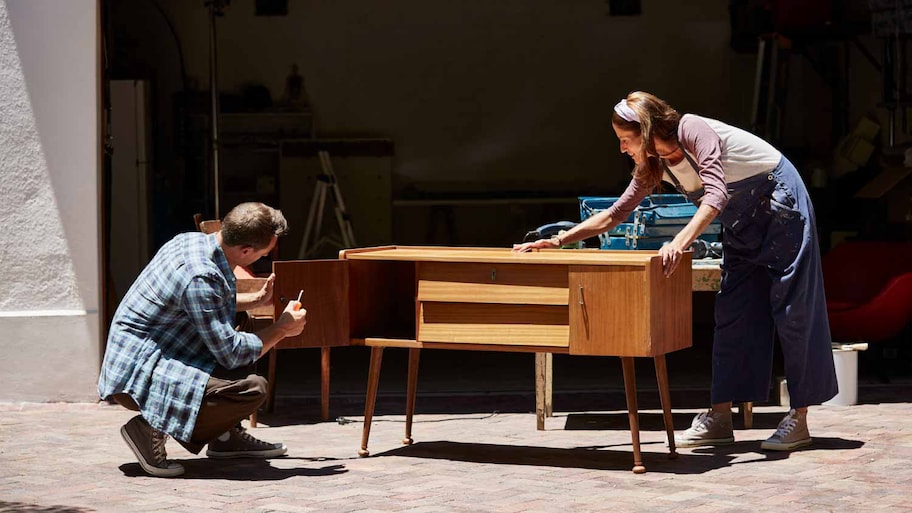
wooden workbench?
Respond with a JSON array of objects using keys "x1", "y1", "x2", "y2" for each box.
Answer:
[{"x1": 274, "y1": 246, "x2": 693, "y2": 473}]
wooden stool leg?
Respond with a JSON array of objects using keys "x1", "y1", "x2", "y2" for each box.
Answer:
[
  {"x1": 534, "y1": 353, "x2": 552, "y2": 430},
  {"x1": 359, "y1": 346, "x2": 384, "y2": 457},
  {"x1": 654, "y1": 355, "x2": 677, "y2": 459},
  {"x1": 544, "y1": 354, "x2": 552, "y2": 417},
  {"x1": 404, "y1": 348, "x2": 421, "y2": 445},
  {"x1": 740, "y1": 401, "x2": 753, "y2": 429},
  {"x1": 621, "y1": 357, "x2": 646, "y2": 474},
  {"x1": 321, "y1": 347, "x2": 331, "y2": 421}
]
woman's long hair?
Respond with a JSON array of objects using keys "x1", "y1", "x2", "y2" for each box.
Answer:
[{"x1": 611, "y1": 91, "x2": 681, "y2": 190}]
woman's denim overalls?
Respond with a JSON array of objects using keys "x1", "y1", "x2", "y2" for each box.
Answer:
[{"x1": 665, "y1": 153, "x2": 838, "y2": 407}]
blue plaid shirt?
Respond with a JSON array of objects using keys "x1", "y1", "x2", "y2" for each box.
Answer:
[{"x1": 98, "y1": 232, "x2": 263, "y2": 442}]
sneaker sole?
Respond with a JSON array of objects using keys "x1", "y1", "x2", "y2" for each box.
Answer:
[
  {"x1": 120, "y1": 425, "x2": 185, "y2": 477},
  {"x1": 206, "y1": 447, "x2": 288, "y2": 459},
  {"x1": 761, "y1": 437, "x2": 812, "y2": 451},
  {"x1": 674, "y1": 436, "x2": 735, "y2": 448},
  {"x1": 206, "y1": 446, "x2": 288, "y2": 459}
]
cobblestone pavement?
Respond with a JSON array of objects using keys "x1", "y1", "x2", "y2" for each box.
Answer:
[{"x1": 2, "y1": 392, "x2": 911, "y2": 513}]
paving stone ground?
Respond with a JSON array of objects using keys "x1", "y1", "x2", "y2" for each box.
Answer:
[{"x1": 2, "y1": 388, "x2": 911, "y2": 513}]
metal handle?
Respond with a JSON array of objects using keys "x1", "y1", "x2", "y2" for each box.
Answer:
[
  {"x1": 578, "y1": 285, "x2": 584, "y2": 305},
  {"x1": 491, "y1": 268, "x2": 496, "y2": 281}
]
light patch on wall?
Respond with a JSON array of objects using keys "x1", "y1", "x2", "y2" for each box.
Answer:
[{"x1": 0, "y1": 2, "x2": 83, "y2": 312}]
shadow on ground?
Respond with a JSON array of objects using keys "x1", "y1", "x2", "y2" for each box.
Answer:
[
  {"x1": 0, "y1": 503, "x2": 94, "y2": 513},
  {"x1": 118, "y1": 458, "x2": 348, "y2": 480}
]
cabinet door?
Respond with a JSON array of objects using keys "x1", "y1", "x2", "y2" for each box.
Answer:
[
  {"x1": 273, "y1": 260, "x2": 350, "y2": 348},
  {"x1": 568, "y1": 265, "x2": 648, "y2": 356}
]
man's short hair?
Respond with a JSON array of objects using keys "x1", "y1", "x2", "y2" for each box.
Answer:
[{"x1": 221, "y1": 202, "x2": 288, "y2": 249}]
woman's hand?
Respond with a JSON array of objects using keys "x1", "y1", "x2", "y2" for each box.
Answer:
[
  {"x1": 658, "y1": 241, "x2": 686, "y2": 277},
  {"x1": 512, "y1": 237, "x2": 560, "y2": 253}
]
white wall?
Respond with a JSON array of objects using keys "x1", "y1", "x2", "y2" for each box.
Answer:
[{"x1": 0, "y1": 0, "x2": 100, "y2": 401}]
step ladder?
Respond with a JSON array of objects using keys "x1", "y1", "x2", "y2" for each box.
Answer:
[{"x1": 297, "y1": 150, "x2": 357, "y2": 259}]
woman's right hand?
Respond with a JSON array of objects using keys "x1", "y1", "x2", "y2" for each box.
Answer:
[{"x1": 512, "y1": 238, "x2": 559, "y2": 253}]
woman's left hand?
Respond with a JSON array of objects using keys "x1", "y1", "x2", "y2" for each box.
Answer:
[
  {"x1": 512, "y1": 238, "x2": 559, "y2": 253},
  {"x1": 658, "y1": 243, "x2": 686, "y2": 277}
]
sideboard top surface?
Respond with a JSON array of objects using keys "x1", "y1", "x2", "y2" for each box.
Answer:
[{"x1": 340, "y1": 246, "x2": 662, "y2": 266}]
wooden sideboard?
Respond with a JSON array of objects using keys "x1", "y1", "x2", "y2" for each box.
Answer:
[{"x1": 273, "y1": 246, "x2": 693, "y2": 473}]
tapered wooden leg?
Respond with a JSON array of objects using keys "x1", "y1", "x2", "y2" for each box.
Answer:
[
  {"x1": 404, "y1": 348, "x2": 420, "y2": 445},
  {"x1": 535, "y1": 353, "x2": 553, "y2": 430},
  {"x1": 321, "y1": 347, "x2": 331, "y2": 421},
  {"x1": 359, "y1": 346, "x2": 384, "y2": 457},
  {"x1": 621, "y1": 357, "x2": 645, "y2": 474},
  {"x1": 654, "y1": 354, "x2": 677, "y2": 459}
]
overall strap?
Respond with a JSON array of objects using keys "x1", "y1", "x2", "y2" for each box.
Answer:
[{"x1": 661, "y1": 148, "x2": 705, "y2": 204}]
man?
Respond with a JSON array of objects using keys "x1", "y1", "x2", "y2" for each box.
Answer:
[{"x1": 99, "y1": 202, "x2": 308, "y2": 477}]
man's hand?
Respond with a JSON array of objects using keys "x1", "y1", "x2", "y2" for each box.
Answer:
[
  {"x1": 257, "y1": 273, "x2": 276, "y2": 307},
  {"x1": 276, "y1": 299, "x2": 307, "y2": 337}
]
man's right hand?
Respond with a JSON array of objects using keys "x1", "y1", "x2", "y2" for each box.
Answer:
[{"x1": 277, "y1": 301, "x2": 307, "y2": 337}]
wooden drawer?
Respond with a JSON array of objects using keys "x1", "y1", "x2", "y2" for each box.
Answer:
[
  {"x1": 418, "y1": 302, "x2": 569, "y2": 348},
  {"x1": 417, "y1": 262, "x2": 568, "y2": 305}
]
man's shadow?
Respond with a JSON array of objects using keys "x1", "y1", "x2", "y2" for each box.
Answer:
[{"x1": 119, "y1": 457, "x2": 348, "y2": 480}]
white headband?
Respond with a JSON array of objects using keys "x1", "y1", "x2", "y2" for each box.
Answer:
[{"x1": 613, "y1": 99, "x2": 638, "y2": 123}]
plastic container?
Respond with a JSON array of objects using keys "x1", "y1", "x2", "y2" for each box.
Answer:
[{"x1": 823, "y1": 348, "x2": 859, "y2": 406}]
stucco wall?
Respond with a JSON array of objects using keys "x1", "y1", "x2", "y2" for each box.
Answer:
[{"x1": 0, "y1": 0, "x2": 99, "y2": 401}]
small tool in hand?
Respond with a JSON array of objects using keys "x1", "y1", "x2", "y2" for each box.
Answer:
[{"x1": 294, "y1": 289, "x2": 303, "y2": 311}]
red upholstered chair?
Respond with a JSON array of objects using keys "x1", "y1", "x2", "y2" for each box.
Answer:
[{"x1": 823, "y1": 241, "x2": 912, "y2": 344}]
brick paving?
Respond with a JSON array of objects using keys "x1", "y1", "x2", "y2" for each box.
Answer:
[{"x1": 2, "y1": 387, "x2": 912, "y2": 513}]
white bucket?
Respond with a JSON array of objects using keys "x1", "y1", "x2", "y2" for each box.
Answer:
[{"x1": 823, "y1": 348, "x2": 859, "y2": 406}]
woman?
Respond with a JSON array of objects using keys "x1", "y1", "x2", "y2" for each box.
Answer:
[{"x1": 514, "y1": 91, "x2": 837, "y2": 451}]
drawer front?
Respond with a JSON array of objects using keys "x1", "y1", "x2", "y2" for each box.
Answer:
[
  {"x1": 417, "y1": 262, "x2": 568, "y2": 305},
  {"x1": 418, "y1": 302, "x2": 569, "y2": 348}
]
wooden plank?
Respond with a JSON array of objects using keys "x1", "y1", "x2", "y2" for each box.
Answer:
[
  {"x1": 357, "y1": 337, "x2": 421, "y2": 348},
  {"x1": 418, "y1": 302, "x2": 569, "y2": 347},
  {"x1": 344, "y1": 246, "x2": 658, "y2": 266},
  {"x1": 420, "y1": 342, "x2": 570, "y2": 354},
  {"x1": 417, "y1": 262, "x2": 568, "y2": 305}
]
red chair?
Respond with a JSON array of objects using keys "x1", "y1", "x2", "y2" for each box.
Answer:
[{"x1": 823, "y1": 241, "x2": 912, "y2": 343}]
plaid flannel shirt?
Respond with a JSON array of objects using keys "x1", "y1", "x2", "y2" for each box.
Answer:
[{"x1": 98, "y1": 232, "x2": 263, "y2": 442}]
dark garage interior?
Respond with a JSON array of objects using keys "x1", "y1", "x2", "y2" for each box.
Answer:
[{"x1": 101, "y1": 0, "x2": 912, "y2": 417}]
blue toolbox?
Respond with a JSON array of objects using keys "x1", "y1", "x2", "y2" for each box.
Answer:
[{"x1": 579, "y1": 194, "x2": 722, "y2": 250}]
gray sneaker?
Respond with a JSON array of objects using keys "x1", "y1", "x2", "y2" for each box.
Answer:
[
  {"x1": 674, "y1": 410, "x2": 735, "y2": 448},
  {"x1": 761, "y1": 409, "x2": 812, "y2": 451},
  {"x1": 206, "y1": 425, "x2": 287, "y2": 459},
  {"x1": 120, "y1": 415, "x2": 185, "y2": 477}
]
